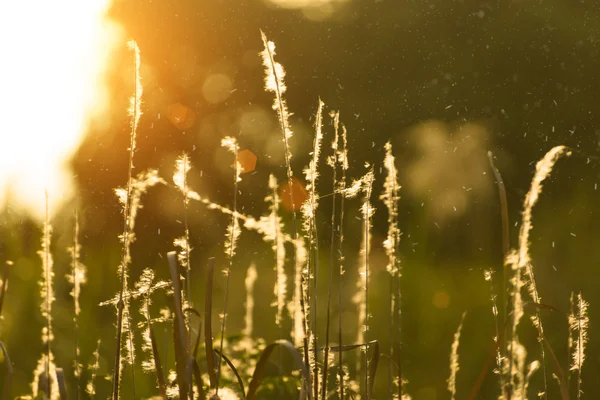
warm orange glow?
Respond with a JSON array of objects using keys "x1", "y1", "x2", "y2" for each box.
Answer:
[
  {"x1": 167, "y1": 102, "x2": 196, "y2": 131},
  {"x1": 238, "y1": 149, "x2": 258, "y2": 174},
  {"x1": 0, "y1": 1, "x2": 121, "y2": 219},
  {"x1": 279, "y1": 177, "x2": 308, "y2": 212}
]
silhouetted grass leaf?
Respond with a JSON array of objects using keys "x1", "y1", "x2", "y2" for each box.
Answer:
[
  {"x1": 368, "y1": 341, "x2": 379, "y2": 398},
  {"x1": 205, "y1": 257, "x2": 217, "y2": 388},
  {"x1": 148, "y1": 320, "x2": 167, "y2": 400},
  {"x1": 0, "y1": 340, "x2": 13, "y2": 400},
  {"x1": 0, "y1": 261, "x2": 9, "y2": 319},
  {"x1": 214, "y1": 348, "x2": 246, "y2": 399},
  {"x1": 247, "y1": 340, "x2": 312, "y2": 400},
  {"x1": 168, "y1": 251, "x2": 189, "y2": 399},
  {"x1": 183, "y1": 307, "x2": 202, "y2": 359},
  {"x1": 324, "y1": 340, "x2": 378, "y2": 353},
  {"x1": 542, "y1": 337, "x2": 569, "y2": 400},
  {"x1": 192, "y1": 359, "x2": 205, "y2": 400},
  {"x1": 56, "y1": 368, "x2": 67, "y2": 400}
]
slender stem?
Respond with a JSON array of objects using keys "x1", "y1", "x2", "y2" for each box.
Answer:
[
  {"x1": 183, "y1": 156, "x2": 193, "y2": 351},
  {"x1": 323, "y1": 110, "x2": 338, "y2": 400},
  {"x1": 364, "y1": 197, "x2": 370, "y2": 400},
  {"x1": 72, "y1": 210, "x2": 81, "y2": 400},
  {"x1": 44, "y1": 191, "x2": 51, "y2": 396},
  {"x1": 216, "y1": 145, "x2": 240, "y2": 395},
  {"x1": 337, "y1": 124, "x2": 348, "y2": 400},
  {"x1": 113, "y1": 40, "x2": 141, "y2": 400}
]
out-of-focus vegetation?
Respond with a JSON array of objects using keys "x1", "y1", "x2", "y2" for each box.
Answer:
[{"x1": 2, "y1": 1, "x2": 600, "y2": 399}]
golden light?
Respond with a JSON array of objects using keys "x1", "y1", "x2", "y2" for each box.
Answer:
[
  {"x1": 264, "y1": 0, "x2": 349, "y2": 20},
  {"x1": 0, "y1": 1, "x2": 121, "y2": 219}
]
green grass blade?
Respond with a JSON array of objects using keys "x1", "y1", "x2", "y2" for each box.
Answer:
[
  {"x1": 214, "y1": 349, "x2": 246, "y2": 399},
  {"x1": 148, "y1": 321, "x2": 167, "y2": 400},
  {"x1": 56, "y1": 368, "x2": 68, "y2": 400},
  {"x1": 192, "y1": 359, "x2": 206, "y2": 400},
  {"x1": 0, "y1": 261, "x2": 9, "y2": 319},
  {"x1": 168, "y1": 252, "x2": 189, "y2": 399},
  {"x1": 368, "y1": 341, "x2": 380, "y2": 398},
  {"x1": 0, "y1": 341, "x2": 13, "y2": 400},
  {"x1": 205, "y1": 257, "x2": 217, "y2": 388},
  {"x1": 183, "y1": 308, "x2": 203, "y2": 359},
  {"x1": 246, "y1": 340, "x2": 312, "y2": 400}
]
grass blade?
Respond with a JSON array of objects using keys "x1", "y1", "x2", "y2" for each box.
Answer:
[
  {"x1": 192, "y1": 359, "x2": 206, "y2": 400},
  {"x1": 168, "y1": 251, "x2": 189, "y2": 399},
  {"x1": 542, "y1": 337, "x2": 569, "y2": 400},
  {"x1": 56, "y1": 368, "x2": 68, "y2": 400},
  {"x1": 173, "y1": 316, "x2": 189, "y2": 399},
  {"x1": 0, "y1": 261, "x2": 10, "y2": 319},
  {"x1": 183, "y1": 308, "x2": 205, "y2": 399},
  {"x1": 183, "y1": 308, "x2": 203, "y2": 359},
  {"x1": 368, "y1": 341, "x2": 380, "y2": 399},
  {"x1": 214, "y1": 349, "x2": 246, "y2": 399},
  {"x1": 148, "y1": 321, "x2": 167, "y2": 400},
  {"x1": 324, "y1": 340, "x2": 379, "y2": 353},
  {"x1": 247, "y1": 340, "x2": 312, "y2": 400},
  {"x1": 205, "y1": 257, "x2": 217, "y2": 388},
  {"x1": 0, "y1": 340, "x2": 13, "y2": 400}
]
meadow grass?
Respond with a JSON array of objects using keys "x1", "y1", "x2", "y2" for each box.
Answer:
[{"x1": 0, "y1": 32, "x2": 592, "y2": 400}]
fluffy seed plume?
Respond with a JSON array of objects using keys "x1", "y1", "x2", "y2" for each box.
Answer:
[
  {"x1": 127, "y1": 40, "x2": 143, "y2": 139},
  {"x1": 243, "y1": 263, "x2": 258, "y2": 338},
  {"x1": 135, "y1": 268, "x2": 157, "y2": 374},
  {"x1": 509, "y1": 146, "x2": 570, "y2": 396},
  {"x1": 216, "y1": 135, "x2": 242, "y2": 394},
  {"x1": 86, "y1": 339, "x2": 102, "y2": 398},
  {"x1": 111, "y1": 40, "x2": 152, "y2": 399},
  {"x1": 569, "y1": 292, "x2": 589, "y2": 399},
  {"x1": 222, "y1": 136, "x2": 242, "y2": 259},
  {"x1": 353, "y1": 170, "x2": 375, "y2": 346},
  {"x1": 173, "y1": 153, "x2": 198, "y2": 309},
  {"x1": 447, "y1": 312, "x2": 466, "y2": 400},
  {"x1": 380, "y1": 141, "x2": 404, "y2": 398},
  {"x1": 266, "y1": 175, "x2": 287, "y2": 326},
  {"x1": 33, "y1": 192, "x2": 58, "y2": 399},
  {"x1": 67, "y1": 211, "x2": 86, "y2": 390},
  {"x1": 260, "y1": 31, "x2": 293, "y2": 146}
]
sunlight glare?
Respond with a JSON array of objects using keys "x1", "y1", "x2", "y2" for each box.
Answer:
[{"x1": 0, "y1": 0, "x2": 121, "y2": 219}]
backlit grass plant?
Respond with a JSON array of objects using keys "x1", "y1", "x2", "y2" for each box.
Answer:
[{"x1": 0, "y1": 32, "x2": 592, "y2": 400}]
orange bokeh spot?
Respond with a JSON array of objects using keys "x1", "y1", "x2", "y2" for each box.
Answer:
[
  {"x1": 167, "y1": 102, "x2": 196, "y2": 130},
  {"x1": 278, "y1": 177, "x2": 308, "y2": 212},
  {"x1": 238, "y1": 149, "x2": 257, "y2": 173}
]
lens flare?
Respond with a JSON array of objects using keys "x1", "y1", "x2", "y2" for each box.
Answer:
[{"x1": 0, "y1": 1, "x2": 121, "y2": 219}]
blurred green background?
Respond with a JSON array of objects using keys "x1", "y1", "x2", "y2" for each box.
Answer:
[{"x1": 2, "y1": 0, "x2": 600, "y2": 398}]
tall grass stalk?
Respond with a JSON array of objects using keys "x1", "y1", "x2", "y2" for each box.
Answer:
[
  {"x1": 87, "y1": 339, "x2": 101, "y2": 399},
  {"x1": 32, "y1": 191, "x2": 57, "y2": 399},
  {"x1": 268, "y1": 174, "x2": 286, "y2": 329},
  {"x1": 322, "y1": 102, "x2": 340, "y2": 400},
  {"x1": 484, "y1": 269, "x2": 504, "y2": 391},
  {"x1": 136, "y1": 268, "x2": 157, "y2": 374},
  {"x1": 216, "y1": 136, "x2": 242, "y2": 395},
  {"x1": 361, "y1": 169, "x2": 375, "y2": 399},
  {"x1": 447, "y1": 312, "x2": 466, "y2": 400},
  {"x1": 569, "y1": 292, "x2": 589, "y2": 400},
  {"x1": 68, "y1": 210, "x2": 86, "y2": 399},
  {"x1": 381, "y1": 141, "x2": 403, "y2": 399},
  {"x1": 300, "y1": 99, "x2": 325, "y2": 398},
  {"x1": 260, "y1": 30, "x2": 310, "y2": 390},
  {"x1": 173, "y1": 153, "x2": 197, "y2": 353},
  {"x1": 243, "y1": 263, "x2": 258, "y2": 338},
  {"x1": 336, "y1": 119, "x2": 349, "y2": 400},
  {"x1": 507, "y1": 146, "x2": 570, "y2": 398},
  {"x1": 112, "y1": 39, "x2": 143, "y2": 400},
  {"x1": 173, "y1": 154, "x2": 194, "y2": 307}
]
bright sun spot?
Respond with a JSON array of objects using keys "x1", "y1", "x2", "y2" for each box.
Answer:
[{"x1": 0, "y1": 1, "x2": 121, "y2": 219}]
